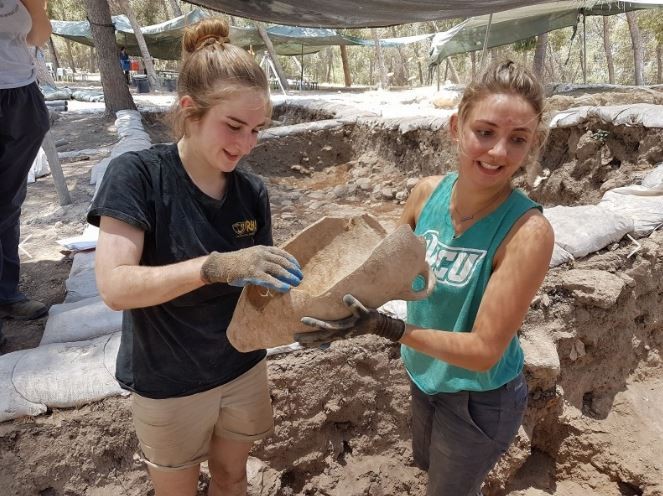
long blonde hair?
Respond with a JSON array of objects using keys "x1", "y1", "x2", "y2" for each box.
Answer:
[{"x1": 168, "y1": 18, "x2": 271, "y2": 139}]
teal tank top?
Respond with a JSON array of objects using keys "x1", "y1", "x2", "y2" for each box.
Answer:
[{"x1": 401, "y1": 172, "x2": 541, "y2": 394}]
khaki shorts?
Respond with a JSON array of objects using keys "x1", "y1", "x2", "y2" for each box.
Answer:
[{"x1": 132, "y1": 359, "x2": 273, "y2": 471}]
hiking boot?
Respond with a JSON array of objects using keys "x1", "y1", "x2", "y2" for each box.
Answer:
[{"x1": 0, "y1": 299, "x2": 48, "y2": 320}]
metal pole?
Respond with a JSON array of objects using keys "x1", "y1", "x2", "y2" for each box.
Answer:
[
  {"x1": 582, "y1": 11, "x2": 587, "y2": 84},
  {"x1": 300, "y1": 43, "x2": 304, "y2": 90},
  {"x1": 480, "y1": 13, "x2": 494, "y2": 70}
]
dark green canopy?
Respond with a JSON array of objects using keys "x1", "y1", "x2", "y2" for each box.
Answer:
[{"x1": 51, "y1": 8, "x2": 433, "y2": 60}]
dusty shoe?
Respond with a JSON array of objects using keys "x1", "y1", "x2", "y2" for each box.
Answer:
[{"x1": 0, "y1": 299, "x2": 48, "y2": 320}]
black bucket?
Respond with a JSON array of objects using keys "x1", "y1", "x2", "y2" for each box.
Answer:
[
  {"x1": 135, "y1": 75, "x2": 150, "y2": 93},
  {"x1": 163, "y1": 78, "x2": 177, "y2": 92}
]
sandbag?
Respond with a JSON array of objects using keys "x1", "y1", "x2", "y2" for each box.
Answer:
[
  {"x1": 642, "y1": 163, "x2": 663, "y2": 189},
  {"x1": 91, "y1": 110, "x2": 152, "y2": 189},
  {"x1": 544, "y1": 205, "x2": 633, "y2": 260},
  {"x1": 599, "y1": 164, "x2": 663, "y2": 237},
  {"x1": 41, "y1": 296, "x2": 122, "y2": 345},
  {"x1": 600, "y1": 188, "x2": 663, "y2": 237},
  {"x1": 11, "y1": 333, "x2": 124, "y2": 411},
  {"x1": 71, "y1": 90, "x2": 104, "y2": 103},
  {"x1": 550, "y1": 243, "x2": 574, "y2": 267},
  {"x1": 64, "y1": 251, "x2": 99, "y2": 303},
  {"x1": 1, "y1": 333, "x2": 124, "y2": 422},
  {"x1": 550, "y1": 104, "x2": 663, "y2": 129},
  {"x1": 27, "y1": 147, "x2": 50, "y2": 183},
  {"x1": 0, "y1": 350, "x2": 47, "y2": 423},
  {"x1": 49, "y1": 295, "x2": 103, "y2": 317},
  {"x1": 41, "y1": 86, "x2": 72, "y2": 101},
  {"x1": 227, "y1": 215, "x2": 433, "y2": 352}
]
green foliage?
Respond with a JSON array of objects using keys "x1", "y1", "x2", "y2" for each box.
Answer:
[
  {"x1": 639, "y1": 10, "x2": 663, "y2": 44},
  {"x1": 591, "y1": 129, "x2": 610, "y2": 143}
]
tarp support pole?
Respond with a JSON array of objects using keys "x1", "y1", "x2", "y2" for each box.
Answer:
[
  {"x1": 583, "y1": 11, "x2": 587, "y2": 84},
  {"x1": 261, "y1": 53, "x2": 287, "y2": 96},
  {"x1": 480, "y1": 13, "x2": 493, "y2": 71},
  {"x1": 300, "y1": 43, "x2": 304, "y2": 90}
]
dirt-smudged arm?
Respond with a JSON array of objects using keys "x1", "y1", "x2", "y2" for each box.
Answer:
[
  {"x1": 95, "y1": 216, "x2": 208, "y2": 311},
  {"x1": 399, "y1": 210, "x2": 554, "y2": 372}
]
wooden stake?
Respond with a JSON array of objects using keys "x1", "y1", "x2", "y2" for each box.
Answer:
[{"x1": 41, "y1": 130, "x2": 72, "y2": 206}]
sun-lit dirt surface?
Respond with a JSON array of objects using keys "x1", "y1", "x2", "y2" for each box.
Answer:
[{"x1": 1, "y1": 87, "x2": 662, "y2": 495}]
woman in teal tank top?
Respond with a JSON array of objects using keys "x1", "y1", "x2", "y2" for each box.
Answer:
[{"x1": 296, "y1": 61, "x2": 554, "y2": 495}]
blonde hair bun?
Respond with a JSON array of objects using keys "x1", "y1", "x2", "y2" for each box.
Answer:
[{"x1": 183, "y1": 18, "x2": 231, "y2": 54}]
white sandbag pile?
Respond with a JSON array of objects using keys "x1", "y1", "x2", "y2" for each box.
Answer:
[
  {"x1": 544, "y1": 163, "x2": 663, "y2": 267},
  {"x1": 41, "y1": 296, "x2": 122, "y2": 346},
  {"x1": 544, "y1": 205, "x2": 634, "y2": 266},
  {"x1": 550, "y1": 103, "x2": 663, "y2": 129},
  {"x1": 64, "y1": 250, "x2": 98, "y2": 303},
  {"x1": 0, "y1": 110, "x2": 150, "y2": 423},
  {"x1": 0, "y1": 333, "x2": 125, "y2": 423},
  {"x1": 90, "y1": 109, "x2": 152, "y2": 191},
  {"x1": 600, "y1": 164, "x2": 663, "y2": 237}
]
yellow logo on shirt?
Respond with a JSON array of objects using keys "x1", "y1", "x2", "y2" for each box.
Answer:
[{"x1": 232, "y1": 220, "x2": 257, "y2": 237}]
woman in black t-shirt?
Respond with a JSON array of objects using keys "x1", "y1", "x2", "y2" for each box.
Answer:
[{"x1": 88, "y1": 18, "x2": 302, "y2": 496}]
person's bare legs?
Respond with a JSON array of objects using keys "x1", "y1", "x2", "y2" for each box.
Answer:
[
  {"x1": 148, "y1": 464, "x2": 200, "y2": 496},
  {"x1": 208, "y1": 435, "x2": 253, "y2": 496}
]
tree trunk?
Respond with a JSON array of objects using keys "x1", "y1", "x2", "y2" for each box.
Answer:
[
  {"x1": 339, "y1": 44, "x2": 352, "y2": 87},
  {"x1": 324, "y1": 48, "x2": 333, "y2": 82},
  {"x1": 470, "y1": 51, "x2": 477, "y2": 81},
  {"x1": 626, "y1": 11, "x2": 645, "y2": 85},
  {"x1": 371, "y1": 28, "x2": 388, "y2": 89},
  {"x1": 166, "y1": 0, "x2": 182, "y2": 17},
  {"x1": 84, "y1": 0, "x2": 136, "y2": 117},
  {"x1": 533, "y1": 32, "x2": 547, "y2": 80},
  {"x1": 658, "y1": 43, "x2": 662, "y2": 84},
  {"x1": 369, "y1": 57, "x2": 374, "y2": 86},
  {"x1": 390, "y1": 26, "x2": 410, "y2": 86},
  {"x1": 447, "y1": 57, "x2": 460, "y2": 84},
  {"x1": 88, "y1": 46, "x2": 96, "y2": 73},
  {"x1": 255, "y1": 22, "x2": 289, "y2": 90},
  {"x1": 48, "y1": 37, "x2": 60, "y2": 73},
  {"x1": 64, "y1": 39, "x2": 77, "y2": 73},
  {"x1": 119, "y1": 0, "x2": 160, "y2": 90},
  {"x1": 412, "y1": 44, "x2": 424, "y2": 86},
  {"x1": 602, "y1": 16, "x2": 615, "y2": 84},
  {"x1": 545, "y1": 43, "x2": 557, "y2": 82}
]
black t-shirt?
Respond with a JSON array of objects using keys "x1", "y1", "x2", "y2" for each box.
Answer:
[{"x1": 87, "y1": 143, "x2": 269, "y2": 399}]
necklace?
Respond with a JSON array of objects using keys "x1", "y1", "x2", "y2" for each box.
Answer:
[{"x1": 451, "y1": 184, "x2": 511, "y2": 224}]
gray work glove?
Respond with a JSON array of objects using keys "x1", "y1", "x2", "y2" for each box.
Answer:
[
  {"x1": 295, "y1": 294, "x2": 405, "y2": 347},
  {"x1": 201, "y1": 245, "x2": 303, "y2": 292}
]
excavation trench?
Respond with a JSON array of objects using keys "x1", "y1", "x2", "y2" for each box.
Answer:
[{"x1": 1, "y1": 98, "x2": 662, "y2": 496}]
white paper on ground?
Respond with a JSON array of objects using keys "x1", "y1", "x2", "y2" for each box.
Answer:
[{"x1": 57, "y1": 224, "x2": 99, "y2": 251}]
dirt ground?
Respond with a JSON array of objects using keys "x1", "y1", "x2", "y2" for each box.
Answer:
[{"x1": 1, "y1": 88, "x2": 662, "y2": 495}]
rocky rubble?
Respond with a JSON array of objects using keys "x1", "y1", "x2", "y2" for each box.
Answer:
[{"x1": 1, "y1": 93, "x2": 662, "y2": 495}]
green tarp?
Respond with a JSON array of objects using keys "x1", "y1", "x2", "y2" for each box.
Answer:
[
  {"x1": 184, "y1": 0, "x2": 581, "y2": 28},
  {"x1": 429, "y1": 0, "x2": 663, "y2": 66},
  {"x1": 51, "y1": 8, "x2": 434, "y2": 60}
]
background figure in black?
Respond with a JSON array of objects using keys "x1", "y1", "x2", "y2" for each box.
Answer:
[{"x1": 0, "y1": 0, "x2": 52, "y2": 349}]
